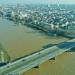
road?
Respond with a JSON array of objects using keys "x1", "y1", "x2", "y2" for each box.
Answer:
[{"x1": 0, "y1": 39, "x2": 75, "y2": 75}]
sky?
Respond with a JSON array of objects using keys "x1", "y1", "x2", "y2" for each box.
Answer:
[{"x1": 0, "y1": 0, "x2": 75, "y2": 4}]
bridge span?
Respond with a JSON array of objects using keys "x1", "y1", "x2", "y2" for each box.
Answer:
[{"x1": 0, "y1": 39, "x2": 75, "y2": 75}]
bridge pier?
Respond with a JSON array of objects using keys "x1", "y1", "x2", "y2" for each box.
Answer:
[
  {"x1": 49, "y1": 57, "x2": 55, "y2": 60},
  {"x1": 34, "y1": 66, "x2": 39, "y2": 68}
]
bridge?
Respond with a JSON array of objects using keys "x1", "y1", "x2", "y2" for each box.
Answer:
[{"x1": 0, "y1": 39, "x2": 75, "y2": 75}]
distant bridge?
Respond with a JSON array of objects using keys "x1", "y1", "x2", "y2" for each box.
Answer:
[{"x1": 0, "y1": 39, "x2": 75, "y2": 75}]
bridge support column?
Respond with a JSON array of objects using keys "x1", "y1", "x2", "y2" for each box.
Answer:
[
  {"x1": 34, "y1": 66, "x2": 39, "y2": 68},
  {"x1": 49, "y1": 57, "x2": 55, "y2": 60}
]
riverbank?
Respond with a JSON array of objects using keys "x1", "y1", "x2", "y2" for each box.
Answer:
[{"x1": 0, "y1": 18, "x2": 69, "y2": 61}]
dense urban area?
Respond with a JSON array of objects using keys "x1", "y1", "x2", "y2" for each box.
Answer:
[{"x1": 0, "y1": 4, "x2": 75, "y2": 38}]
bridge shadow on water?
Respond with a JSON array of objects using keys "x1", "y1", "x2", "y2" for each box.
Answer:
[
  {"x1": 0, "y1": 63, "x2": 7, "y2": 67},
  {"x1": 57, "y1": 42, "x2": 75, "y2": 52}
]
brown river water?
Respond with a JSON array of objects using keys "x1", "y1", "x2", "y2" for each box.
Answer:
[{"x1": 0, "y1": 18, "x2": 75, "y2": 75}]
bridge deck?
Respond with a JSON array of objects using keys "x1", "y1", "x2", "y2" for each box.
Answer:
[{"x1": 0, "y1": 39, "x2": 75, "y2": 75}]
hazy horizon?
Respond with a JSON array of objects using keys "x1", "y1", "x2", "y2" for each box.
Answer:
[{"x1": 0, "y1": 0, "x2": 75, "y2": 5}]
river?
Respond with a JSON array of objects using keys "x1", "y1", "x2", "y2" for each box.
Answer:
[{"x1": 0, "y1": 18, "x2": 75, "y2": 75}]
